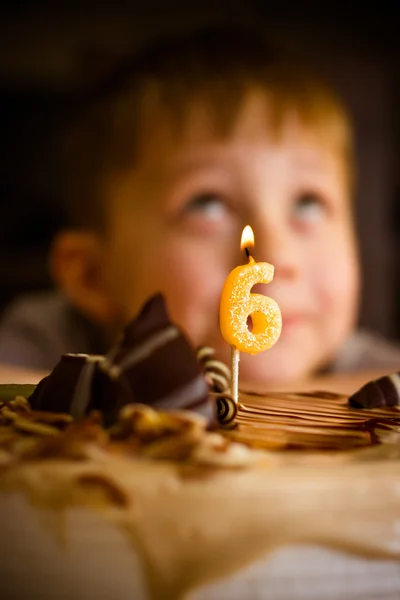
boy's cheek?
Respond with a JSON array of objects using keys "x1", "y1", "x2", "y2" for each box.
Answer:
[
  {"x1": 315, "y1": 248, "x2": 360, "y2": 332},
  {"x1": 156, "y1": 248, "x2": 228, "y2": 342},
  {"x1": 109, "y1": 239, "x2": 229, "y2": 343}
]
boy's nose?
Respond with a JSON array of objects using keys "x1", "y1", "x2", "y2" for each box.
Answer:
[{"x1": 252, "y1": 225, "x2": 301, "y2": 281}]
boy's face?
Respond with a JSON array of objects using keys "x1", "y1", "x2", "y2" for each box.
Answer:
[{"x1": 100, "y1": 91, "x2": 360, "y2": 384}]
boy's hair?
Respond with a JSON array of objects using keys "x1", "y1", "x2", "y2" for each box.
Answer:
[{"x1": 60, "y1": 26, "x2": 354, "y2": 229}]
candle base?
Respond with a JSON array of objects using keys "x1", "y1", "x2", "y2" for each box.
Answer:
[{"x1": 231, "y1": 346, "x2": 240, "y2": 404}]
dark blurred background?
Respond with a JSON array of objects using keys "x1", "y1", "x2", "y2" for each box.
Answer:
[{"x1": 1, "y1": 1, "x2": 400, "y2": 339}]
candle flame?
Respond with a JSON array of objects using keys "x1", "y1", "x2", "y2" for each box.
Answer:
[{"x1": 240, "y1": 225, "x2": 254, "y2": 251}]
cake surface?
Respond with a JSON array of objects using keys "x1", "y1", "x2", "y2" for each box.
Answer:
[
  {"x1": 231, "y1": 388, "x2": 400, "y2": 450},
  {"x1": 1, "y1": 388, "x2": 400, "y2": 600}
]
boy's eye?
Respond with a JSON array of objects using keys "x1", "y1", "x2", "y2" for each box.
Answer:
[
  {"x1": 183, "y1": 193, "x2": 228, "y2": 221},
  {"x1": 292, "y1": 192, "x2": 327, "y2": 223}
]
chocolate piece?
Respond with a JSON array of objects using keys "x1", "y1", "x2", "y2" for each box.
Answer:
[
  {"x1": 348, "y1": 373, "x2": 400, "y2": 409},
  {"x1": 29, "y1": 295, "x2": 211, "y2": 427},
  {"x1": 99, "y1": 295, "x2": 210, "y2": 420},
  {"x1": 29, "y1": 354, "x2": 103, "y2": 416},
  {"x1": 215, "y1": 394, "x2": 237, "y2": 427},
  {"x1": 197, "y1": 346, "x2": 231, "y2": 393}
]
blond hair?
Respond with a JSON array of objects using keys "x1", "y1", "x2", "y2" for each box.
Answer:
[{"x1": 61, "y1": 27, "x2": 354, "y2": 228}]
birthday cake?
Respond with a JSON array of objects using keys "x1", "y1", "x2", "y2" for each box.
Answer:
[{"x1": 1, "y1": 295, "x2": 400, "y2": 600}]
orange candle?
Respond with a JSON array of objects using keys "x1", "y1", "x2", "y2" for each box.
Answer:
[{"x1": 220, "y1": 226, "x2": 282, "y2": 402}]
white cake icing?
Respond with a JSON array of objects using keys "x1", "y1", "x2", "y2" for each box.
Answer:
[{"x1": 1, "y1": 395, "x2": 400, "y2": 599}]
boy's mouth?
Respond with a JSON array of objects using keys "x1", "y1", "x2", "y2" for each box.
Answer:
[
  {"x1": 282, "y1": 315, "x2": 303, "y2": 326},
  {"x1": 280, "y1": 314, "x2": 310, "y2": 336},
  {"x1": 245, "y1": 314, "x2": 305, "y2": 333}
]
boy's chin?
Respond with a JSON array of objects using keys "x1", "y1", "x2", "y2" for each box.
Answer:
[{"x1": 230, "y1": 348, "x2": 324, "y2": 390}]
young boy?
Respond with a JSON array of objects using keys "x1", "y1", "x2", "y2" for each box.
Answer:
[{"x1": 1, "y1": 26, "x2": 400, "y2": 387}]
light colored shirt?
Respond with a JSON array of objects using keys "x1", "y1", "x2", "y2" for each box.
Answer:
[{"x1": 1, "y1": 291, "x2": 400, "y2": 374}]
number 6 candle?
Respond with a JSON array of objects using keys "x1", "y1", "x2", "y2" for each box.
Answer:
[{"x1": 219, "y1": 225, "x2": 282, "y2": 403}]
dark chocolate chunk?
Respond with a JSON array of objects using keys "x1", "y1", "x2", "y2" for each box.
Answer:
[
  {"x1": 107, "y1": 293, "x2": 172, "y2": 363},
  {"x1": 348, "y1": 373, "x2": 400, "y2": 409},
  {"x1": 28, "y1": 294, "x2": 210, "y2": 427},
  {"x1": 29, "y1": 354, "x2": 98, "y2": 415},
  {"x1": 99, "y1": 294, "x2": 209, "y2": 416}
]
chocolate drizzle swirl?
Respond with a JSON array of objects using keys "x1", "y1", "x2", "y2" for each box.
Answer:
[{"x1": 197, "y1": 346, "x2": 231, "y2": 393}]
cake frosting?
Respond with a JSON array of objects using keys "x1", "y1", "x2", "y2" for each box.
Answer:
[{"x1": 1, "y1": 389, "x2": 400, "y2": 600}]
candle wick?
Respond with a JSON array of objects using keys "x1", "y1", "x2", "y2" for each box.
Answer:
[{"x1": 244, "y1": 247, "x2": 250, "y2": 258}]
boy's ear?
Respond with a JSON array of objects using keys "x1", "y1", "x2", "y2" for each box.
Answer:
[{"x1": 50, "y1": 230, "x2": 116, "y2": 326}]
